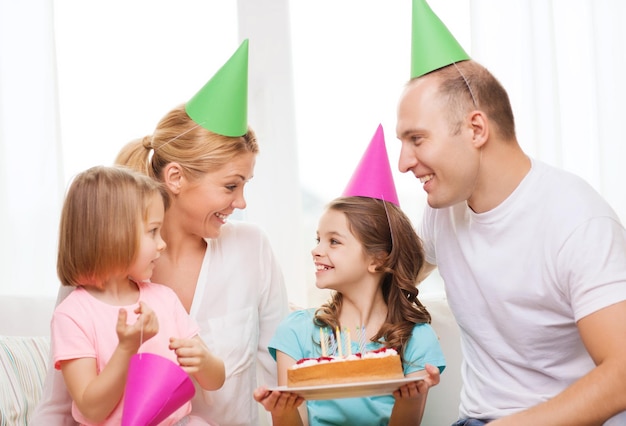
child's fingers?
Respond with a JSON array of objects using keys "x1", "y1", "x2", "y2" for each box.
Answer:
[
  {"x1": 133, "y1": 305, "x2": 158, "y2": 335},
  {"x1": 168, "y1": 337, "x2": 192, "y2": 351},
  {"x1": 116, "y1": 308, "x2": 128, "y2": 332},
  {"x1": 253, "y1": 386, "x2": 271, "y2": 403},
  {"x1": 423, "y1": 363, "x2": 441, "y2": 386},
  {"x1": 134, "y1": 301, "x2": 145, "y2": 315}
]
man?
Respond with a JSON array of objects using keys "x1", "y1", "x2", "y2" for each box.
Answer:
[{"x1": 396, "y1": 1, "x2": 626, "y2": 425}]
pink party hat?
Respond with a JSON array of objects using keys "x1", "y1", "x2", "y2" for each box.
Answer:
[
  {"x1": 342, "y1": 124, "x2": 400, "y2": 206},
  {"x1": 122, "y1": 353, "x2": 195, "y2": 426}
]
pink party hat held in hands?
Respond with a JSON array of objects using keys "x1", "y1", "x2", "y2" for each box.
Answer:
[
  {"x1": 342, "y1": 124, "x2": 400, "y2": 206},
  {"x1": 122, "y1": 353, "x2": 195, "y2": 426}
]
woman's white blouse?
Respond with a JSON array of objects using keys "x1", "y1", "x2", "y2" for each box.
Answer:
[{"x1": 190, "y1": 221, "x2": 289, "y2": 426}]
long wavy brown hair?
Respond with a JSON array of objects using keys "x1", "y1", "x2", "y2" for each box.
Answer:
[{"x1": 313, "y1": 196, "x2": 431, "y2": 359}]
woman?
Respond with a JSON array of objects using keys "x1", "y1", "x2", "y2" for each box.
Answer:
[{"x1": 32, "y1": 39, "x2": 289, "y2": 426}]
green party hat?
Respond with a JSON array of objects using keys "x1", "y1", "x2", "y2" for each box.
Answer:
[
  {"x1": 185, "y1": 39, "x2": 248, "y2": 136},
  {"x1": 411, "y1": 0, "x2": 470, "y2": 78}
]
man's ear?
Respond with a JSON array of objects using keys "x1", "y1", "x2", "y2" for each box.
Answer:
[
  {"x1": 468, "y1": 110, "x2": 489, "y2": 149},
  {"x1": 163, "y1": 162, "x2": 184, "y2": 194}
]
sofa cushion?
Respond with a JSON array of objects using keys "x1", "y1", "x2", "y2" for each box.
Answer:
[
  {"x1": 421, "y1": 293, "x2": 462, "y2": 425},
  {"x1": 0, "y1": 336, "x2": 50, "y2": 425}
]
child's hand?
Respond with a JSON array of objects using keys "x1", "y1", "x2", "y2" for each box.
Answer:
[
  {"x1": 420, "y1": 363, "x2": 441, "y2": 387},
  {"x1": 115, "y1": 301, "x2": 159, "y2": 353},
  {"x1": 393, "y1": 363, "x2": 440, "y2": 400},
  {"x1": 393, "y1": 380, "x2": 427, "y2": 400},
  {"x1": 169, "y1": 336, "x2": 209, "y2": 374},
  {"x1": 253, "y1": 386, "x2": 304, "y2": 415},
  {"x1": 170, "y1": 336, "x2": 225, "y2": 391}
]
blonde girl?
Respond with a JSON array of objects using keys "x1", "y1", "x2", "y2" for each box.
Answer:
[{"x1": 52, "y1": 166, "x2": 224, "y2": 425}]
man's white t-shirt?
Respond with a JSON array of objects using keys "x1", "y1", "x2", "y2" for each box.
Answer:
[{"x1": 420, "y1": 158, "x2": 626, "y2": 423}]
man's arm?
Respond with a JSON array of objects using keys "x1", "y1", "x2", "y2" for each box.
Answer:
[
  {"x1": 490, "y1": 300, "x2": 626, "y2": 425},
  {"x1": 417, "y1": 261, "x2": 437, "y2": 285}
]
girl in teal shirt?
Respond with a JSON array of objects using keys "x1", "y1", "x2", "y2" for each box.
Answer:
[{"x1": 255, "y1": 195, "x2": 445, "y2": 425}]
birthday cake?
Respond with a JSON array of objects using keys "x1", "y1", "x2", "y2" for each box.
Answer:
[{"x1": 287, "y1": 348, "x2": 404, "y2": 387}]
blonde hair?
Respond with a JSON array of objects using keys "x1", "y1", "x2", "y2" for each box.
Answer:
[
  {"x1": 115, "y1": 104, "x2": 259, "y2": 183},
  {"x1": 57, "y1": 166, "x2": 167, "y2": 287}
]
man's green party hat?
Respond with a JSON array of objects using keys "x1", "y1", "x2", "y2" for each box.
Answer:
[{"x1": 411, "y1": 0, "x2": 470, "y2": 78}]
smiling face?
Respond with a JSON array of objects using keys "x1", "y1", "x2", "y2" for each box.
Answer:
[
  {"x1": 311, "y1": 208, "x2": 376, "y2": 293},
  {"x1": 175, "y1": 151, "x2": 256, "y2": 239},
  {"x1": 396, "y1": 76, "x2": 482, "y2": 209},
  {"x1": 128, "y1": 192, "x2": 166, "y2": 283}
]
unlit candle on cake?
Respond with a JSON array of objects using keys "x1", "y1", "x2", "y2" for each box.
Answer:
[
  {"x1": 336, "y1": 326, "x2": 343, "y2": 357},
  {"x1": 319, "y1": 327, "x2": 327, "y2": 357}
]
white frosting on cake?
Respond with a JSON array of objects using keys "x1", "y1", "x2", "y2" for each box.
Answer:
[
  {"x1": 291, "y1": 348, "x2": 398, "y2": 369},
  {"x1": 362, "y1": 348, "x2": 398, "y2": 359}
]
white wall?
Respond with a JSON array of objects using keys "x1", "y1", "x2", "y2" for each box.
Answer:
[{"x1": 1, "y1": 0, "x2": 624, "y2": 307}]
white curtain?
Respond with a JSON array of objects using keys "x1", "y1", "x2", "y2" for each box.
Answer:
[
  {"x1": 0, "y1": 0, "x2": 64, "y2": 297},
  {"x1": 471, "y1": 0, "x2": 626, "y2": 219},
  {"x1": 0, "y1": 0, "x2": 624, "y2": 304}
]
